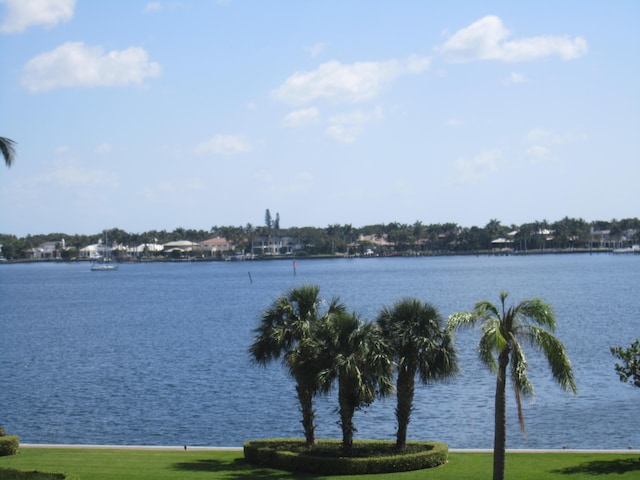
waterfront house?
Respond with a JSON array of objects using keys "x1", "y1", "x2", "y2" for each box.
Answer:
[
  {"x1": 251, "y1": 236, "x2": 298, "y2": 256},
  {"x1": 26, "y1": 241, "x2": 61, "y2": 259},
  {"x1": 131, "y1": 243, "x2": 164, "y2": 255},
  {"x1": 201, "y1": 237, "x2": 235, "y2": 256}
]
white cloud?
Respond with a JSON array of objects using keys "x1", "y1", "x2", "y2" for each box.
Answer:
[
  {"x1": 282, "y1": 107, "x2": 319, "y2": 128},
  {"x1": 143, "y1": 2, "x2": 189, "y2": 13},
  {"x1": 326, "y1": 107, "x2": 383, "y2": 144},
  {"x1": 22, "y1": 42, "x2": 161, "y2": 93},
  {"x1": 454, "y1": 148, "x2": 504, "y2": 184},
  {"x1": 272, "y1": 55, "x2": 430, "y2": 106},
  {"x1": 38, "y1": 159, "x2": 119, "y2": 188},
  {"x1": 254, "y1": 170, "x2": 314, "y2": 195},
  {"x1": 0, "y1": 0, "x2": 75, "y2": 33},
  {"x1": 439, "y1": 15, "x2": 588, "y2": 63},
  {"x1": 444, "y1": 117, "x2": 464, "y2": 127},
  {"x1": 526, "y1": 145, "x2": 554, "y2": 163},
  {"x1": 525, "y1": 128, "x2": 587, "y2": 163},
  {"x1": 325, "y1": 125, "x2": 359, "y2": 145},
  {"x1": 143, "y1": 179, "x2": 204, "y2": 202},
  {"x1": 156, "y1": 179, "x2": 204, "y2": 193},
  {"x1": 143, "y1": 2, "x2": 162, "y2": 13},
  {"x1": 54, "y1": 145, "x2": 70, "y2": 154},
  {"x1": 526, "y1": 128, "x2": 587, "y2": 145},
  {"x1": 95, "y1": 143, "x2": 112, "y2": 155},
  {"x1": 253, "y1": 170, "x2": 273, "y2": 184},
  {"x1": 194, "y1": 134, "x2": 251, "y2": 156},
  {"x1": 3, "y1": 160, "x2": 119, "y2": 206},
  {"x1": 278, "y1": 171, "x2": 315, "y2": 195},
  {"x1": 389, "y1": 180, "x2": 415, "y2": 197},
  {"x1": 284, "y1": 171, "x2": 314, "y2": 193},
  {"x1": 308, "y1": 42, "x2": 325, "y2": 58},
  {"x1": 504, "y1": 72, "x2": 526, "y2": 85}
]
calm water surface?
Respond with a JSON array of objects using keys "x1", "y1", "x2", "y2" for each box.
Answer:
[{"x1": 1, "y1": 254, "x2": 638, "y2": 449}]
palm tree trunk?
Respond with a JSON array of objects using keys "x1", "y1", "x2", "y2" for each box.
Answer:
[
  {"x1": 395, "y1": 368, "x2": 415, "y2": 449},
  {"x1": 493, "y1": 349, "x2": 509, "y2": 480},
  {"x1": 338, "y1": 381, "x2": 356, "y2": 455},
  {"x1": 339, "y1": 405, "x2": 355, "y2": 456},
  {"x1": 296, "y1": 384, "x2": 316, "y2": 447}
]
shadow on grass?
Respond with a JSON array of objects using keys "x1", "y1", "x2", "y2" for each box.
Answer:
[
  {"x1": 171, "y1": 457, "x2": 314, "y2": 479},
  {"x1": 552, "y1": 458, "x2": 640, "y2": 475}
]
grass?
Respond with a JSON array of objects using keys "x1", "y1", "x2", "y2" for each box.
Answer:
[{"x1": 0, "y1": 447, "x2": 638, "y2": 480}]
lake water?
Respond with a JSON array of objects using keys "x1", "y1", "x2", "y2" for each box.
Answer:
[{"x1": 1, "y1": 254, "x2": 638, "y2": 450}]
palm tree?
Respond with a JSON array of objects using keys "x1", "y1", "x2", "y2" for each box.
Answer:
[
  {"x1": 449, "y1": 291, "x2": 576, "y2": 480},
  {"x1": 316, "y1": 312, "x2": 393, "y2": 455},
  {"x1": 248, "y1": 284, "x2": 345, "y2": 447},
  {"x1": 1, "y1": 137, "x2": 17, "y2": 167},
  {"x1": 377, "y1": 298, "x2": 458, "y2": 449}
]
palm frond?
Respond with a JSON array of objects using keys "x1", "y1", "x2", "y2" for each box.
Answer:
[
  {"x1": 478, "y1": 318, "x2": 503, "y2": 372},
  {"x1": 476, "y1": 299, "x2": 500, "y2": 318},
  {"x1": 326, "y1": 297, "x2": 347, "y2": 317},
  {"x1": 447, "y1": 311, "x2": 476, "y2": 330},
  {"x1": 1, "y1": 137, "x2": 17, "y2": 167},
  {"x1": 514, "y1": 387, "x2": 527, "y2": 437},
  {"x1": 510, "y1": 338, "x2": 534, "y2": 437},
  {"x1": 527, "y1": 326, "x2": 577, "y2": 394},
  {"x1": 510, "y1": 338, "x2": 534, "y2": 398},
  {"x1": 517, "y1": 299, "x2": 557, "y2": 330}
]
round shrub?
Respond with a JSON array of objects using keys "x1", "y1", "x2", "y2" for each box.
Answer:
[
  {"x1": 243, "y1": 438, "x2": 448, "y2": 475},
  {"x1": 0, "y1": 435, "x2": 20, "y2": 456}
]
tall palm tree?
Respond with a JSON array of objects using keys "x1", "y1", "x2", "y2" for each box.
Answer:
[
  {"x1": 377, "y1": 298, "x2": 458, "y2": 449},
  {"x1": 1, "y1": 137, "x2": 17, "y2": 167},
  {"x1": 449, "y1": 291, "x2": 576, "y2": 480},
  {"x1": 316, "y1": 312, "x2": 393, "y2": 455},
  {"x1": 248, "y1": 284, "x2": 345, "y2": 447}
]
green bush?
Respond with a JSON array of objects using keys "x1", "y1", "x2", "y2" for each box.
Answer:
[
  {"x1": 0, "y1": 468, "x2": 69, "y2": 479},
  {"x1": 0, "y1": 436, "x2": 20, "y2": 456},
  {"x1": 243, "y1": 438, "x2": 448, "y2": 475}
]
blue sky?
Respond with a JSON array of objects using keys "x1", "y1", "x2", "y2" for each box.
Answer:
[{"x1": 1, "y1": 0, "x2": 638, "y2": 236}]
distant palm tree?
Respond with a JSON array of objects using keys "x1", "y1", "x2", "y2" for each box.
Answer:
[
  {"x1": 1, "y1": 137, "x2": 17, "y2": 167},
  {"x1": 248, "y1": 284, "x2": 345, "y2": 447},
  {"x1": 377, "y1": 298, "x2": 458, "y2": 449},
  {"x1": 316, "y1": 312, "x2": 393, "y2": 455},
  {"x1": 449, "y1": 291, "x2": 576, "y2": 480}
]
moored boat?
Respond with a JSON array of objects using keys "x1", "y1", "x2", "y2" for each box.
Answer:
[
  {"x1": 90, "y1": 262, "x2": 118, "y2": 271},
  {"x1": 90, "y1": 231, "x2": 119, "y2": 270},
  {"x1": 612, "y1": 244, "x2": 640, "y2": 254}
]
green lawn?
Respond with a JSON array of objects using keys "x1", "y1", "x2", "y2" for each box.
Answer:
[{"x1": 0, "y1": 448, "x2": 638, "y2": 480}]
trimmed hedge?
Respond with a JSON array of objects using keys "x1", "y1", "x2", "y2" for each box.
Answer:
[
  {"x1": 0, "y1": 468, "x2": 68, "y2": 479},
  {"x1": 243, "y1": 438, "x2": 448, "y2": 475},
  {"x1": 0, "y1": 436, "x2": 20, "y2": 456}
]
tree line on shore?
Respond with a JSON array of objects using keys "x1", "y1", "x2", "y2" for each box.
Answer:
[{"x1": 1, "y1": 216, "x2": 639, "y2": 261}]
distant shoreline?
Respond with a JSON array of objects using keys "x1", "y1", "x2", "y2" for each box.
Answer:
[{"x1": 0, "y1": 248, "x2": 626, "y2": 265}]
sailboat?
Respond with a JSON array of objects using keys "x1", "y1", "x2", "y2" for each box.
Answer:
[{"x1": 91, "y1": 232, "x2": 119, "y2": 271}]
